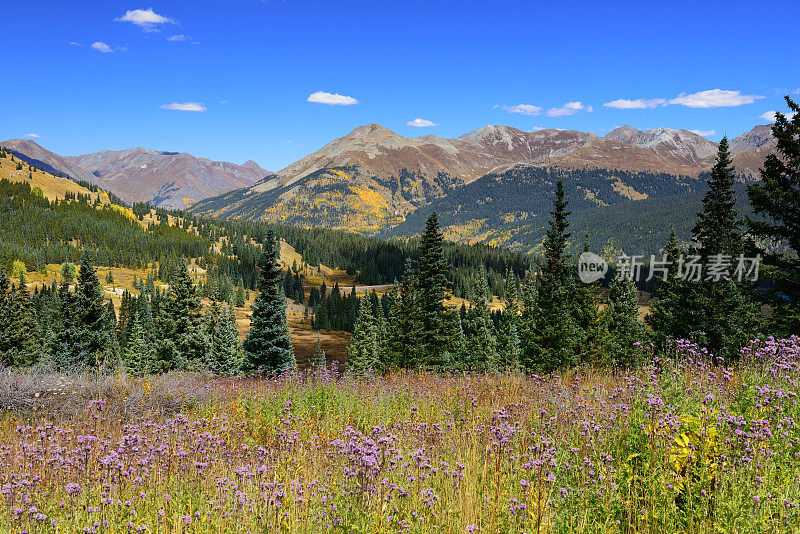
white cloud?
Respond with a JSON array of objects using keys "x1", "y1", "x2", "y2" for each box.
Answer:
[
  {"x1": 116, "y1": 8, "x2": 175, "y2": 31},
  {"x1": 69, "y1": 41, "x2": 82, "y2": 46},
  {"x1": 283, "y1": 139, "x2": 293, "y2": 144},
  {"x1": 586, "y1": 105, "x2": 594, "y2": 113},
  {"x1": 669, "y1": 89, "x2": 763, "y2": 108},
  {"x1": 167, "y1": 34, "x2": 188, "y2": 41},
  {"x1": 793, "y1": 88, "x2": 800, "y2": 95},
  {"x1": 407, "y1": 118, "x2": 438, "y2": 127},
  {"x1": 529, "y1": 126, "x2": 545, "y2": 131},
  {"x1": 160, "y1": 102, "x2": 206, "y2": 112},
  {"x1": 23, "y1": 133, "x2": 41, "y2": 138},
  {"x1": 91, "y1": 41, "x2": 114, "y2": 53},
  {"x1": 547, "y1": 101, "x2": 584, "y2": 117},
  {"x1": 604, "y1": 98, "x2": 666, "y2": 109},
  {"x1": 497, "y1": 104, "x2": 542, "y2": 116},
  {"x1": 220, "y1": 100, "x2": 228, "y2": 105},
  {"x1": 307, "y1": 91, "x2": 358, "y2": 105},
  {"x1": 689, "y1": 129, "x2": 716, "y2": 137},
  {"x1": 759, "y1": 110, "x2": 797, "y2": 122}
]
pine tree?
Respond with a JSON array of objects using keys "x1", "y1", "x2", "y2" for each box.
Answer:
[
  {"x1": 393, "y1": 261, "x2": 424, "y2": 369},
  {"x1": 347, "y1": 296, "x2": 379, "y2": 375},
  {"x1": 748, "y1": 96, "x2": 800, "y2": 334},
  {"x1": 600, "y1": 277, "x2": 645, "y2": 366},
  {"x1": 235, "y1": 279, "x2": 246, "y2": 307},
  {"x1": 158, "y1": 261, "x2": 209, "y2": 371},
  {"x1": 0, "y1": 269, "x2": 41, "y2": 366},
  {"x1": 497, "y1": 272, "x2": 521, "y2": 370},
  {"x1": 123, "y1": 315, "x2": 155, "y2": 375},
  {"x1": 461, "y1": 273, "x2": 498, "y2": 372},
  {"x1": 416, "y1": 212, "x2": 452, "y2": 367},
  {"x1": 694, "y1": 138, "x2": 742, "y2": 257},
  {"x1": 312, "y1": 334, "x2": 326, "y2": 369},
  {"x1": 74, "y1": 251, "x2": 117, "y2": 368},
  {"x1": 242, "y1": 231, "x2": 294, "y2": 373},
  {"x1": 211, "y1": 303, "x2": 241, "y2": 376},
  {"x1": 520, "y1": 179, "x2": 582, "y2": 372}
]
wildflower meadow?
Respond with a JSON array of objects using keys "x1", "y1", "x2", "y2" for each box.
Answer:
[{"x1": 1, "y1": 337, "x2": 799, "y2": 533}]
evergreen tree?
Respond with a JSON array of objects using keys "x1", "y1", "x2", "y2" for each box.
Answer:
[
  {"x1": 158, "y1": 262, "x2": 209, "y2": 370},
  {"x1": 74, "y1": 251, "x2": 117, "y2": 368},
  {"x1": 694, "y1": 138, "x2": 742, "y2": 257},
  {"x1": 497, "y1": 272, "x2": 521, "y2": 370},
  {"x1": 572, "y1": 234, "x2": 601, "y2": 362},
  {"x1": 347, "y1": 296, "x2": 379, "y2": 375},
  {"x1": 211, "y1": 303, "x2": 241, "y2": 376},
  {"x1": 312, "y1": 334, "x2": 326, "y2": 369},
  {"x1": 416, "y1": 212, "x2": 452, "y2": 367},
  {"x1": 235, "y1": 279, "x2": 246, "y2": 307},
  {"x1": 0, "y1": 269, "x2": 40, "y2": 366},
  {"x1": 461, "y1": 273, "x2": 498, "y2": 371},
  {"x1": 600, "y1": 277, "x2": 645, "y2": 366},
  {"x1": 123, "y1": 315, "x2": 155, "y2": 375},
  {"x1": 748, "y1": 96, "x2": 800, "y2": 334},
  {"x1": 242, "y1": 231, "x2": 294, "y2": 373},
  {"x1": 394, "y1": 261, "x2": 424, "y2": 369},
  {"x1": 520, "y1": 179, "x2": 582, "y2": 372}
]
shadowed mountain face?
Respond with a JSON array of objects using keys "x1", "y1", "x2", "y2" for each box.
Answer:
[
  {"x1": 0, "y1": 140, "x2": 271, "y2": 209},
  {"x1": 189, "y1": 123, "x2": 775, "y2": 230}
]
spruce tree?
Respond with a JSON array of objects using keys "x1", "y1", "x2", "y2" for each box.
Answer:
[
  {"x1": 572, "y1": 234, "x2": 601, "y2": 362},
  {"x1": 416, "y1": 212, "x2": 452, "y2": 368},
  {"x1": 694, "y1": 138, "x2": 741, "y2": 257},
  {"x1": 497, "y1": 272, "x2": 521, "y2": 370},
  {"x1": 123, "y1": 315, "x2": 155, "y2": 375},
  {"x1": 0, "y1": 269, "x2": 41, "y2": 367},
  {"x1": 461, "y1": 273, "x2": 498, "y2": 372},
  {"x1": 312, "y1": 334, "x2": 326, "y2": 369},
  {"x1": 242, "y1": 232, "x2": 294, "y2": 373},
  {"x1": 748, "y1": 96, "x2": 800, "y2": 334},
  {"x1": 156, "y1": 260, "x2": 210, "y2": 372},
  {"x1": 690, "y1": 139, "x2": 758, "y2": 359},
  {"x1": 600, "y1": 277, "x2": 645, "y2": 366},
  {"x1": 520, "y1": 179, "x2": 581, "y2": 372},
  {"x1": 347, "y1": 296, "x2": 379, "y2": 375},
  {"x1": 211, "y1": 303, "x2": 241, "y2": 376},
  {"x1": 75, "y1": 251, "x2": 117, "y2": 368}
]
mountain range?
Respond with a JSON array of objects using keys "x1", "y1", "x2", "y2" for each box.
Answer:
[
  {"x1": 1, "y1": 121, "x2": 777, "y2": 250},
  {"x1": 0, "y1": 140, "x2": 271, "y2": 209}
]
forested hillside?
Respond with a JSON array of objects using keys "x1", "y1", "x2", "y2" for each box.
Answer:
[{"x1": 384, "y1": 165, "x2": 751, "y2": 254}]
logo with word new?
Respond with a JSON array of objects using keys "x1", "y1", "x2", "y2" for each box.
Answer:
[{"x1": 578, "y1": 252, "x2": 608, "y2": 283}]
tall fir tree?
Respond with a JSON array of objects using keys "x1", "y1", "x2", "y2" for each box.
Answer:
[
  {"x1": 748, "y1": 96, "x2": 800, "y2": 335},
  {"x1": 73, "y1": 251, "x2": 117, "y2": 368},
  {"x1": 521, "y1": 179, "x2": 582, "y2": 372},
  {"x1": 497, "y1": 271, "x2": 521, "y2": 371},
  {"x1": 242, "y1": 231, "x2": 294, "y2": 373},
  {"x1": 461, "y1": 273, "x2": 498, "y2": 371},
  {"x1": 694, "y1": 137, "x2": 742, "y2": 257},
  {"x1": 347, "y1": 296, "x2": 379, "y2": 375},
  {"x1": 691, "y1": 141, "x2": 760, "y2": 359},
  {"x1": 416, "y1": 212, "x2": 452, "y2": 368},
  {"x1": 158, "y1": 262, "x2": 209, "y2": 370},
  {"x1": 211, "y1": 303, "x2": 241, "y2": 376},
  {"x1": 600, "y1": 277, "x2": 645, "y2": 366},
  {"x1": 0, "y1": 269, "x2": 41, "y2": 366},
  {"x1": 312, "y1": 334, "x2": 326, "y2": 369},
  {"x1": 123, "y1": 315, "x2": 155, "y2": 375}
]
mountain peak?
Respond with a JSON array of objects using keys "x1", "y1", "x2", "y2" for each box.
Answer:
[
  {"x1": 458, "y1": 125, "x2": 525, "y2": 142},
  {"x1": 344, "y1": 124, "x2": 402, "y2": 140},
  {"x1": 605, "y1": 125, "x2": 642, "y2": 144},
  {"x1": 730, "y1": 124, "x2": 775, "y2": 154}
]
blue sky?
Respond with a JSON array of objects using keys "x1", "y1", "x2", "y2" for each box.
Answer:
[{"x1": 2, "y1": 1, "x2": 798, "y2": 171}]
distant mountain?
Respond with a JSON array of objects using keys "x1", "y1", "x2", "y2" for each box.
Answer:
[
  {"x1": 191, "y1": 122, "x2": 774, "y2": 231},
  {"x1": 0, "y1": 140, "x2": 271, "y2": 209},
  {"x1": 0, "y1": 139, "x2": 95, "y2": 183},
  {"x1": 73, "y1": 148, "x2": 270, "y2": 209}
]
